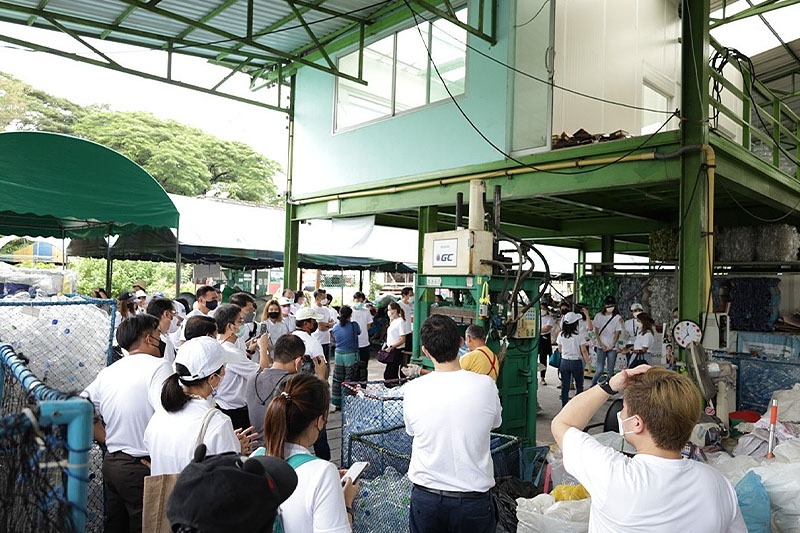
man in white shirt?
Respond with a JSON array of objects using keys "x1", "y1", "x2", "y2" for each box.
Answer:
[
  {"x1": 311, "y1": 289, "x2": 336, "y2": 368},
  {"x1": 404, "y1": 314, "x2": 501, "y2": 533},
  {"x1": 171, "y1": 285, "x2": 220, "y2": 347},
  {"x1": 551, "y1": 366, "x2": 746, "y2": 533},
  {"x1": 82, "y1": 314, "x2": 173, "y2": 533},
  {"x1": 146, "y1": 297, "x2": 180, "y2": 363},
  {"x1": 292, "y1": 306, "x2": 332, "y2": 460},
  {"x1": 398, "y1": 287, "x2": 414, "y2": 357},
  {"x1": 539, "y1": 306, "x2": 555, "y2": 385},
  {"x1": 215, "y1": 303, "x2": 269, "y2": 431},
  {"x1": 351, "y1": 291, "x2": 374, "y2": 382},
  {"x1": 229, "y1": 292, "x2": 259, "y2": 354}
]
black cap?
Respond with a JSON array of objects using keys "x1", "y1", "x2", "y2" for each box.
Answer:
[
  {"x1": 167, "y1": 445, "x2": 298, "y2": 533},
  {"x1": 118, "y1": 291, "x2": 134, "y2": 302}
]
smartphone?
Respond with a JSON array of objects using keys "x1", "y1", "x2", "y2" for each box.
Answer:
[{"x1": 342, "y1": 461, "x2": 369, "y2": 486}]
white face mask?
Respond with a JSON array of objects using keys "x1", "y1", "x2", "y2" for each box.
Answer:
[
  {"x1": 617, "y1": 412, "x2": 637, "y2": 437},
  {"x1": 167, "y1": 315, "x2": 180, "y2": 334},
  {"x1": 605, "y1": 306, "x2": 615, "y2": 313},
  {"x1": 632, "y1": 311, "x2": 642, "y2": 318}
]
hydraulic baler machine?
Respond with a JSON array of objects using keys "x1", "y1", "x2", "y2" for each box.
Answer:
[{"x1": 412, "y1": 180, "x2": 549, "y2": 445}]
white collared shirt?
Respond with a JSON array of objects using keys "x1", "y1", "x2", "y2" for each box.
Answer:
[
  {"x1": 216, "y1": 341, "x2": 259, "y2": 410},
  {"x1": 293, "y1": 330, "x2": 326, "y2": 362}
]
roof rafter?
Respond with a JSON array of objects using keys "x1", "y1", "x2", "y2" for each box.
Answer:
[{"x1": 710, "y1": 0, "x2": 800, "y2": 28}]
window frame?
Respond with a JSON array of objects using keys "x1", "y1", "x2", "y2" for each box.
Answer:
[{"x1": 332, "y1": 5, "x2": 469, "y2": 134}]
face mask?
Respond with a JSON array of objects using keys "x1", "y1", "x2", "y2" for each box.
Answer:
[
  {"x1": 168, "y1": 315, "x2": 180, "y2": 334},
  {"x1": 354, "y1": 302, "x2": 364, "y2": 310},
  {"x1": 310, "y1": 321, "x2": 318, "y2": 334},
  {"x1": 281, "y1": 307, "x2": 290, "y2": 316},
  {"x1": 209, "y1": 375, "x2": 220, "y2": 404},
  {"x1": 632, "y1": 311, "x2": 641, "y2": 318},
  {"x1": 323, "y1": 300, "x2": 330, "y2": 307},
  {"x1": 605, "y1": 307, "x2": 615, "y2": 313},
  {"x1": 205, "y1": 299, "x2": 219, "y2": 311},
  {"x1": 236, "y1": 323, "x2": 248, "y2": 338},
  {"x1": 617, "y1": 412, "x2": 637, "y2": 437},
  {"x1": 244, "y1": 311, "x2": 255, "y2": 323},
  {"x1": 157, "y1": 339, "x2": 166, "y2": 358},
  {"x1": 268, "y1": 311, "x2": 280, "y2": 320}
]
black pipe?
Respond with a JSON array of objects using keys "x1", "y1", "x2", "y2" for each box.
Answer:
[
  {"x1": 493, "y1": 185, "x2": 501, "y2": 230},
  {"x1": 455, "y1": 192, "x2": 463, "y2": 229}
]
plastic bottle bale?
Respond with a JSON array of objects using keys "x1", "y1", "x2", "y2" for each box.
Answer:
[
  {"x1": 616, "y1": 277, "x2": 643, "y2": 319},
  {"x1": 754, "y1": 224, "x2": 800, "y2": 262},
  {"x1": 353, "y1": 467, "x2": 412, "y2": 533},
  {"x1": 646, "y1": 276, "x2": 677, "y2": 325},
  {"x1": 729, "y1": 278, "x2": 781, "y2": 332},
  {"x1": 722, "y1": 226, "x2": 756, "y2": 263}
]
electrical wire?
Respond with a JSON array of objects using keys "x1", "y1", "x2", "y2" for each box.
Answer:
[
  {"x1": 514, "y1": 0, "x2": 550, "y2": 28},
  {"x1": 717, "y1": 177, "x2": 800, "y2": 222},
  {"x1": 404, "y1": 0, "x2": 679, "y2": 177}
]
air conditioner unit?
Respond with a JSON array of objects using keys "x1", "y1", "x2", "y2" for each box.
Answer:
[{"x1": 702, "y1": 313, "x2": 735, "y2": 351}]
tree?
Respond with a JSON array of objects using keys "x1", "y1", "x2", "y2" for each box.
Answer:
[
  {"x1": 1, "y1": 72, "x2": 282, "y2": 204},
  {"x1": 72, "y1": 257, "x2": 193, "y2": 297}
]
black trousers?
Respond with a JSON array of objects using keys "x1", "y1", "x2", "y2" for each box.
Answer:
[
  {"x1": 219, "y1": 405, "x2": 250, "y2": 431},
  {"x1": 103, "y1": 451, "x2": 150, "y2": 533},
  {"x1": 538, "y1": 335, "x2": 552, "y2": 379},
  {"x1": 358, "y1": 346, "x2": 371, "y2": 382},
  {"x1": 322, "y1": 343, "x2": 332, "y2": 375}
]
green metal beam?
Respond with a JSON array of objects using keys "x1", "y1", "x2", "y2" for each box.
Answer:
[
  {"x1": 416, "y1": 206, "x2": 438, "y2": 358},
  {"x1": 290, "y1": 0, "x2": 369, "y2": 23},
  {"x1": 100, "y1": 5, "x2": 138, "y2": 39},
  {"x1": 764, "y1": 67, "x2": 800, "y2": 84},
  {"x1": 745, "y1": 0, "x2": 800, "y2": 79},
  {"x1": 0, "y1": 32, "x2": 289, "y2": 113},
  {"x1": 26, "y1": 0, "x2": 51, "y2": 26},
  {"x1": 173, "y1": 0, "x2": 239, "y2": 41},
  {"x1": 710, "y1": 0, "x2": 800, "y2": 28},
  {"x1": 112, "y1": 0, "x2": 368, "y2": 85},
  {"x1": 678, "y1": 0, "x2": 711, "y2": 331},
  {"x1": 408, "y1": 0, "x2": 495, "y2": 44},
  {"x1": 284, "y1": 76, "x2": 299, "y2": 290},
  {"x1": 286, "y1": 0, "x2": 337, "y2": 70}
]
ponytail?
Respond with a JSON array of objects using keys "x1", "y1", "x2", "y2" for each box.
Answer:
[
  {"x1": 339, "y1": 305, "x2": 353, "y2": 327},
  {"x1": 388, "y1": 301, "x2": 405, "y2": 321},
  {"x1": 263, "y1": 373, "x2": 330, "y2": 460},
  {"x1": 161, "y1": 373, "x2": 190, "y2": 413}
]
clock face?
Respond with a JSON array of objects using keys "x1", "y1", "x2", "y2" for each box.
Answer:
[{"x1": 673, "y1": 320, "x2": 703, "y2": 348}]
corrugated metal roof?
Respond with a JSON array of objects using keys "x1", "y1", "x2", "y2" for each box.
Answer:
[{"x1": 753, "y1": 38, "x2": 800, "y2": 121}]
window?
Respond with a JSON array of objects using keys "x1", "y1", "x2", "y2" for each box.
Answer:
[
  {"x1": 335, "y1": 8, "x2": 467, "y2": 131},
  {"x1": 641, "y1": 83, "x2": 672, "y2": 135}
]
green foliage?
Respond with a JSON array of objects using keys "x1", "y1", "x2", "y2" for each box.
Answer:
[
  {"x1": 0, "y1": 237, "x2": 31, "y2": 255},
  {"x1": 579, "y1": 276, "x2": 618, "y2": 312},
  {"x1": 71, "y1": 258, "x2": 193, "y2": 298},
  {"x1": 0, "y1": 72, "x2": 281, "y2": 205}
]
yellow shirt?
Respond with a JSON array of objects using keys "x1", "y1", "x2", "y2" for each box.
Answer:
[{"x1": 460, "y1": 346, "x2": 499, "y2": 381}]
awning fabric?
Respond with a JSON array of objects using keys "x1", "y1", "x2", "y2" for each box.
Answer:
[
  {"x1": 68, "y1": 194, "x2": 417, "y2": 272},
  {"x1": 0, "y1": 131, "x2": 178, "y2": 238}
]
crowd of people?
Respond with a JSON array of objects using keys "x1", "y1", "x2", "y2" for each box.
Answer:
[{"x1": 80, "y1": 282, "x2": 744, "y2": 533}]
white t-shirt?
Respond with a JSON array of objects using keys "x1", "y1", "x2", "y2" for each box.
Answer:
[
  {"x1": 144, "y1": 400, "x2": 240, "y2": 476},
  {"x1": 293, "y1": 330, "x2": 326, "y2": 362},
  {"x1": 623, "y1": 317, "x2": 640, "y2": 345},
  {"x1": 633, "y1": 331, "x2": 655, "y2": 352},
  {"x1": 404, "y1": 370, "x2": 502, "y2": 492},
  {"x1": 557, "y1": 332, "x2": 587, "y2": 360},
  {"x1": 82, "y1": 353, "x2": 172, "y2": 456},
  {"x1": 540, "y1": 312, "x2": 555, "y2": 334},
  {"x1": 160, "y1": 332, "x2": 177, "y2": 364},
  {"x1": 279, "y1": 442, "x2": 351, "y2": 533},
  {"x1": 173, "y1": 308, "x2": 208, "y2": 345},
  {"x1": 311, "y1": 304, "x2": 336, "y2": 346},
  {"x1": 352, "y1": 308, "x2": 373, "y2": 348},
  {"x1": 562, "y1": 428, "x2": 746, "y2": 533},
  {"x1": 398, "y1": 300, "x2": 414, "y2": 334},
  {"x1": 592, "y1": 313, "x2": 623, "y2": 349},
  {"x1": 216, "y1": 341, "x2": 260, "y2": 410},
  {"x1": 386, "y1": 317, "x2": 406, "y2": 350}
]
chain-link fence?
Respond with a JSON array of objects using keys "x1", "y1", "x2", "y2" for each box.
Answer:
[
  {"x1": 0, "y1": 294, "x2": 115, "y2": 532},
  {"x1": 1, "y1": 345, "x2": 94, "y2": 533}
]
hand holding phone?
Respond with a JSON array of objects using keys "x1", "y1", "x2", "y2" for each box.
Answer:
[{"x1": 341, "y1": 461, "x2": 369, "y2": 486}]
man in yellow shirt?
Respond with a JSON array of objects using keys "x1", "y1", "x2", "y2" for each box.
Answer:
[{"x1": 460, "y1": 324, "x2": 499, "y2": 381}]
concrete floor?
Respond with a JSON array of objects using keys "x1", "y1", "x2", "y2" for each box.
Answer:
[{"x1": 328, "y1": 359, "x2": 613, "y2": 465}]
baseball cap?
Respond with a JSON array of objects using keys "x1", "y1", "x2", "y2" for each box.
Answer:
[
  {"x1": 295, "y1": 307, "x2": 324, "y2": 321},
  {"x1": 630, "y1": 302, "x2": 644, "y2": 311},
  {"x1": 134, "y1": 289, "x2": 147, "y2": 299},
  {"x1": 167, "y1": 445, "x2": 298, "y2": 533},
  {"x1": 118, "y1": 291, "x2": 135, "y2": 302},
  {"x1": 277, "y1": 297, "x2": 292, "y2": 306},
  {"x1": 175, "y1": 337, "x2": 226, "y2": 380},
  {"x1": 564, "y1": 312, "x2": 582, "y2": 324}
]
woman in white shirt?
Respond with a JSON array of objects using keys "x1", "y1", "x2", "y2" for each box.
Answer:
[
  {"x1": 590, "y1": 296, "x2": 624, "y2": 387},
  {"x1": 263, "y1": 372, "x2": 357, "y2": 533},
  {"x1": 556, "y1": 312, "x2": 592, "y2": 407},
  {"x1": 383, "y1": 302, "x2": 407, "y2": 382},
  {"x1": 144, "y1": 336, "x2": 241, "y2": 476},
  {"x1": 260, "y1": 299, "x2": 294, "y2": 360},
  {"x1": 620, "y1": 312, "x2": 655, "y2": 368}
]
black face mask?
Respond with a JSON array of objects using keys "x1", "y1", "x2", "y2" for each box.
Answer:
[
  {"x1": 158, "y1": 339, "x2": 166, "y2": 358},
  {"x1": 205, "y1": 299, "x2": 219, "y2": 311},
  {"x1": 267, "y1": 311, "x2": 280, "y2": 320},
  {"x1": 310, "y1": 321, "x2": 318, "y2": 334}
]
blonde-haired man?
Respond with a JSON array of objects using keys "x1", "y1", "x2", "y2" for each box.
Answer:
[{"x1": 551, "y1": 366, "x2": 746, "y2": 533}]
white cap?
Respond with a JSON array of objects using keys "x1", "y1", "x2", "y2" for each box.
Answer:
[
  {"x1": 134, "y1": 289, "x2": 147, "y2": 299},
  {"x1": 278, "y1": 297, "x2": 292, "y2": 306},
  {"x1": 175, "y1": 337, "x2": 226, "y2": 380},
  {"x1": 564, "y1": 312, "x2": 582, "y2": 324},
  {"x1": 630, "y1": 302, "x2": 644, "y2": 311},
  {"x1": 295, "y1": 307, "x2": 324, "y2": 321}
]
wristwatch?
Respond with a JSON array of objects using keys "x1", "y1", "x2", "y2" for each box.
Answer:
[{"x1": 596, "y1": 374, "x2": 617, "y2": 395}]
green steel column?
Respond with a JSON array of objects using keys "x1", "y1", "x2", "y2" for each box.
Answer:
[
  {"x1": 283, "y1": 75, "x2": 299, "y2": 291},
  {"x1": 601, "y1": 235, "x2": 614, "y2": 273},
  {"x1": 678, "y1": 0, "x2": 711, "y2": 331},
  {"x1": 413, "y1": 206, "x2": 438, "y2": 359},
  {"x1": 575, "y1": 247, "x2": 586, "y2": 301}
]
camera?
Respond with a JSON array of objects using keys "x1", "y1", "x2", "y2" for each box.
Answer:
[{"x1": 300, "y1": 354, "x2": 315, "y2": 374}]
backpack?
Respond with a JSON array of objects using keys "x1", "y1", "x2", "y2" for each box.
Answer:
[{"x1": 272, "y1": 453, "x2": 320, "y2": 533}]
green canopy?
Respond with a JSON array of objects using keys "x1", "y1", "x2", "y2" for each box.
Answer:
[{"x1": 0, "y1": 131, "x2": 178, "y2": 238}]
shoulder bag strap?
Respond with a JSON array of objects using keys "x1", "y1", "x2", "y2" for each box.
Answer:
[
  {"x1": 287, "y1": 453, "x2": 320, "y2": 469},
  {"x1": 195, "y1": 408, "x2": 219, "y2": 448}
]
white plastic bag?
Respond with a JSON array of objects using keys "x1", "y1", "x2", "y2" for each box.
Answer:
[
  {"x1": 516, "y1": 494, "x2": 591, "y2": 533},
  {"x1": 751, "y1": 462, "x2": 800, "y2": 532}
]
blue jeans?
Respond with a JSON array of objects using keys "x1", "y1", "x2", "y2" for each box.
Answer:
[
  {"x1": 410, "y1": 486, "x2": 495, "y2": 533},
  {"x1": 591, "y1": 348, "x2": 617, "y2": 386},
  {"x1": 559, "y1": 359, "x2": 584, "y2": 406}
]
